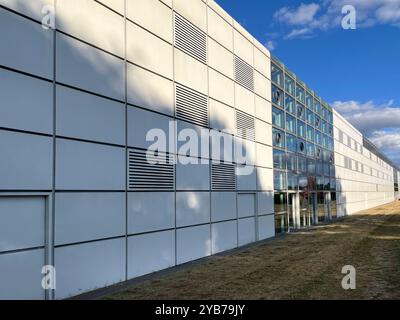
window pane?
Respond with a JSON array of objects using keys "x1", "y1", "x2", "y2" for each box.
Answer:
[
  {"x1": 272, "y1": 85, "x2": 284, "y2": 107},
  {"x1": 315, "y1": 115, "x2": 321, "y2": 130},
  {"x1": 272, "y1": 63, "x2": 283, "y2": 87},
  {"x1": 274, "y1": 171, "x2": 287, "y2": 190},
  {"x1": 298, "y1": 175, "x2": 308, "y2": 191},
  {"x1": 306, "y1": 142, "x2": 315, "y2": 157},
  {"x1": 298, "y1": 156, "x2": 307, "y2": 173},
  {"x1": 316, "y1": 147, "x2": 322, "y2": 159},
  {"x1": 297, "y1": 121, "x2": 306, "y2": 139},
  {"x1": 315, "y1": 100, "x2": 322, "y2": 116},
  {"x1": 306, "y1": 109, "x2": 314, "y2": 125},
  {"x1": 307, "y1": 158, "x2": 316, "y2": 174},
  {"x1": 322, "y1": 134, "x2": 329, "y2": 148},
  {"x1": 323, "y1": 163, "x2": 330, "y2": 176},
  {"x1": 272, "y1": 106, "x2": 285, "y2": 129},
  {"x1": 306, "y1": 92, "x2": 313, "y2": 109},
  {"x1": 324, "y1": 177, "x2": 331, "y2": 190},
  {"x1": 317, "y1": 176, "x2": 324, "y2": 190},
  {"x1": 285, "y1": 75, "x2": 295, "y2": 96},
  {"x1": 286, "y1": 114, "x2": 296, "y2": 134},
  {"x1": 297, "y1": 103, "x2": 306, "y2": 121},
  {"x1": 286, "y1": 134, "x2": 297, "y2": 153},
  {"x1": 322, "y1": 120, "x2": 328, "y2": 134},
  {"x1": 287, "y1": 152, "x2": 297, "y2": 171},
  {"x1": 273, "y1": 128, "x2": 285, "y2": 148},
  {"x1": 296, "y1": 85, "x2": 305, "y2": 104},
  {"x1": 288, "y1": 173, "x2": 298, "y2": 191},
  {"x1": 298, "y1": 139, "x2": 306, "y2": 155},
  {"x1": 306, "y1": 125, "x2": 314, "y2": 142},
  {"x1": 273, "y1": 149, "x2": 286, "y2": 169},
  {"x1": 315, "y1": 131, "x2": 322, "y2": 145},
  {"x1": 316, "y1": 161, "x2": 323, "y2": 175},
  {"x1": 285, "y1": 94, "x2": 295, "y2": 114}
]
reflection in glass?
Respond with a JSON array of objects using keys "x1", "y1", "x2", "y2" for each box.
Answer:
[
  {"x1": 315, "y1": 131, "x2": 322, "y2": 145},
  {"x1": 315, "y1": 115, "x2": 321, "y2": 129},
  {"x1": 272, "y1": 85, "x2": 284, "y2": 107},
  {"x1": 298, "y1": 175, "x2": 308, "y2": 191},
  {"x1": 307, "y1": 158, "x2": 316, "y2": 174},
  {"x1": 273, "y1": 149, "x2": 286, "y2": 169},
  {"x1": 285, "y1": 94, "x2": 295, "y2": 114},
  {"x1": 316, "y1": 161, "x2": 323, "y2": 175},
  {"x1": 298, "y1": 139, "x2": 306, "y2": 154},
  {"x1": 305, "y1": 92, "x2": 313, "y2": 109},
  {"x1": 274, "y1": 171, "x2": 287, "y2": 190},
  {"x1": 297, "y1": 121, "x2": 306, "y2": 139},
  {"x1": 272, "y1": 106, "x2": 285, "y2": 129},
  {"x1": 285, "y1": 75, "x2": 295, "y2": 96},
  {"x1": 306, "y1": 143, "x2": 315, "y2": 157},
  {"x1": 296, "y1": 85, "x2": 305, "y2": 104},
  {"x1": 297, "y1": 103, "x2": 306, "y2": 121},
  {"x1": 274, "y1": 192, "x2": 287, "y2": 214},
  {"x1": 331, "y1": 192, "x2": 337, "y2": 218},
  {"x1": 287, "y1": 152, "x2": 297, "y2": 171},
  {"x1": 273, "y1": 128, "x2": 285, "y2": 148},
  {"x1": 324, "y1": 177, "x2": 331, "y2": 190},
  {"x1": 315, "y1": 100, "x2": 322, "y2": 116},
  {"x1": 306, "y1": 109, "x2": 314, "y2": 125},
  {"x1": 317, "y1": 192, "x2": 325, "y2": 221},
  {"x1": 306, "y1": 125, "x2": 314, "y2": 142},
  {"x1": 287, "y1": 173, "x2": 298, "y2": 191},
  {"x1": 272, "y1": 63, "x2": 284, "y2": 87},
  {"x1": 286, "y1": 134, "x2": 297, "y2": 153},
  {"x1": 286, "y1": 114, "x2": 296, "y2": 134},
  {"x1": 317, "y1": 176, "x2": 324, "y2": 190},
  {"x1": 298, "y1": 156, "x2": 307, "y2": 173}
]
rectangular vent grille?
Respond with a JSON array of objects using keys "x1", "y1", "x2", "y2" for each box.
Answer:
[
  {"x1": 174, "y1": 13, "x2": 207, "y2": 64},
  {"x1": 236, "y1": 111, "x2": 255, "y2": 141},
  {"x1": 128, "y1": 149, "x2": 174, "y2": 191},
  {"x1": 176, "y1": 85, "x2": 208, "y2": 127},
  {"x1": 234, "y1": 56, "x2": 254, "y2": 91},
  {"x1": 212, "y1": 163, "x2": 236, "y2": 191}
]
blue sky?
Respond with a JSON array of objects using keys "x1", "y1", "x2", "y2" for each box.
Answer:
[{"x1": 215, "y1": 0, "x2": 400, "y2": 167}]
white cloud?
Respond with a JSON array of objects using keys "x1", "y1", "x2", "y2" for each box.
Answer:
[
  {"x1": 284, "y1": 27, "x2": 314, "y2": 39},
  {"x1": 369, "y1": 130, "x2": 400, "y2": 166},
  {"x1": 332, "y1": 100, "x2": 400, "y2": 166},
  {"x1": 265, "y1": 40, "x2": 277, "y2": 51},
  {"x1": 274, "y1": 3, "x2": 321, "y2": 25},
  {"x1": 332, "y1": 100, "x2": 400, "y2": 134},
  {"x1": 273, "y1": 0, "x2": 400, "y2": 39}
]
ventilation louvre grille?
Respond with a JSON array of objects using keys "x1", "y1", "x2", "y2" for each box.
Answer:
[
  {"x1": 174, "y1": 14, "x2": 207, "y2": 64},
  {"x1": 128, "y1": 149, "x2": 174, "y2": 191},
  {"x1": 234, "y1": 56, "x2": 254, "y2": 91},
  {"x1": 176, "y1": 85, "x2": 208, "y2": 127},
  {"x1": 236, "y1": 111, "x2": 255, "y2": 141},
  {"x1": 212, "y1": 163, "x2": 236, "y2": 191}
]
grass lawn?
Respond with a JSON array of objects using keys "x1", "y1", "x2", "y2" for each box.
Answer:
[{"x1": 102, "y1": 201, "x2": 400, "y2": 300}]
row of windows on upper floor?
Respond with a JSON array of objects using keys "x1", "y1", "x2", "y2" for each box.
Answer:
[
  {"x1": 337, "y1": 129, "x2": 393, "y2": 171},
  {"x1": 271, "y1": 92, "x2": 333, "y2": 131},
  {"x1": 271, "y1": 64, "x2": 333, "y2": 124},
  {"x1": 272, "y1": 106, "x2": 334, "y2": 142},
  {"x1": 273, "y1": 171, "x2": 337, "y2": 192},
  {"x1": 273, "y1": 149, "x2": 335, "y2": 176},
  {"x1": 273, "y1": 127, "x2": 334, "y2": 154},
  {"x1": 343, "y1": 156, "x2": 393, "y2": 182}
]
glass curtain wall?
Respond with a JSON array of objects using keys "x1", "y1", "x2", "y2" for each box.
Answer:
[{"x1": 271, "y1": 57, "x2": 336, "y2": 233}]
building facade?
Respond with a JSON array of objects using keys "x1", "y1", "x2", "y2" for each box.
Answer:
[{"x1": 0, "y1": 0, "x2": 397, "y2": 299}]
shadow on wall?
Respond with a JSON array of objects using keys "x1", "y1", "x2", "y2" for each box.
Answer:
[{"x1": 1, "y1": 0, "x2": 273, "y2": 298}]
